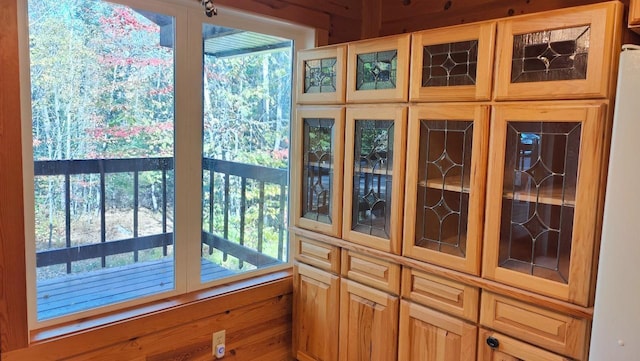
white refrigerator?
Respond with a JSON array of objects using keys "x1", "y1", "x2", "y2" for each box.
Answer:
[{"x1": 590, "y1": 44, "x2": 640, "y2": 359}]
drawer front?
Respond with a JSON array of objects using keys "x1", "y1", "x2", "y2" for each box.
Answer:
[
  {"x1": 480, "y1": 292, "x2": 588, "y2": 360},
  {"x1": 341, "y1": 250, "x2": 401, "y2": 294},
  {"x1": 401, "y1": 268, "x2": 479, "y2": 322},
  {"x1": 478, "y1": 328, "x2": 573, "y2": 361},
  {"x1": 294, "y1": 235, "x2": 341, "y2": 274}
]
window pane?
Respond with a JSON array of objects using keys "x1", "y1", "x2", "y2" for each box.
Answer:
[
  {"x1": 201, "y1": 24, "x2": 292, "y2": 283},
  {"x1": 28, "y1": 0, "x2": 175, "y2": 320}
]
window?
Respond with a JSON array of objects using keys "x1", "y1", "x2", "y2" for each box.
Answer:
[{"x1": 22, "y1": 0, "x2": 314, "y2": 329}]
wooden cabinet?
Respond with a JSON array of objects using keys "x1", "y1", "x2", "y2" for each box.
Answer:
[
  {"x1": 291, "y1": 107, "x2": 345, "y2": 237},
  {"x1": 478, "y1": 328, "x2": 573, "y2": 361},
  {"x1": 409, "y1": 22, "x2": 496, "y2": 102},
  {"x1": 293, "y1": 263, "x2": 340, "y2": 361},
  {"x1": 398, "y1": 300, "x2": 477, "y2": 361},
  {"x1": 292, "y1": 3, "x2": 623, "y2": 360},
  {"x1": 482, "y1": 102, "x2": 608, "y2": 306},
  {"x1": 494, "y1": 2, "x2": 622, "y2": 100},
  {"x1": 339, "y1": 279, "x2": 399, "y2": 361},
  {"x1": 631, "y1": 0, "x2": 640, "y2": 32},
  {"x1": 343, "y1": 106, "x2": 407, "y2": 253},
  {"x1": 346, "y1": 34, "x2": 411, "y2": 103},
  {"x1": 296, "y1": 45, "x2": 346, "y2": 104},
  {"x1": 403, "y1": 104, "x2": 489, "y2": 274}
]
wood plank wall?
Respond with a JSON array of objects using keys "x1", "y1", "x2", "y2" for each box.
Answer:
[{"x1": 2, "y1": 276, "x2": 293, "y2": 361}]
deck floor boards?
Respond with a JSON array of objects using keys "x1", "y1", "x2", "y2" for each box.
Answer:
[{"x1": 37, "y1": 259, "x2": 235, "y2": 321}]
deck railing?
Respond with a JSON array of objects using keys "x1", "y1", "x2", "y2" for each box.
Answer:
[{"x1": 34, "y1": 157, "x2": 287, "y2": 274}]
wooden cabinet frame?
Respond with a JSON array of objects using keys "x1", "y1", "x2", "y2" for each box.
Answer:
[
  {"x1": 296, "y1": 45, "x2": 347, "y2": 104},
  {"x1": 291, "y1": 106, "x2": 345, "y2": 237},
  {"x1": 630, "y1": 0, "x2": 640, "y2": 32},
  {"x1": 403, "y1": 104, "x2": 490, "y2": 274},
  {"x1": 342, "y1": 106, "x2": 407, "y2": 254},
  {"x1": 346, "y1": 34, "x2": 411, "y2": 103},
  {"x1": 494, "y1": 2, "x2": 623, "y2": 100},
  {"x1": 410, "y1": 22, "x2": 496, "y2": 102},
  {"x1": 483, "y1": 102, "x2": 608, "y2": 306}
]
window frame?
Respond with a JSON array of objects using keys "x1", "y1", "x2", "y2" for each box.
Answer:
[{"x1": 18, "y1": 0, "x2": 315, "y2": 332}]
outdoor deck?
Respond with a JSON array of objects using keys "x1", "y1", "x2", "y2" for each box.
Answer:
[{"x1": 37, "y1": 258, "x2": 236, "y2": 320}]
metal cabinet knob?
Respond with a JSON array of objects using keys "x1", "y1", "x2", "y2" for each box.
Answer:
[{"x1": 486, "y1": 336, "x2": 500, "y2": 349}]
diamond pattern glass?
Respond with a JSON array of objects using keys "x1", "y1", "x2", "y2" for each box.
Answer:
[
  {"x1": 304, "y1": 57, "x2": 337, "y2": 94},
  {"x1": 498, "y1": 121, "x2": 581, "y2": 283},
  {"x1": 511, "y1": 25, "x2": 590, "y2": 83},
  {"x1": 422, "y1": 40, "x2": 478, "y2": 87},
  {"x1": 302, "y1": 118, "x2": 335, "y2": 224},
  {"x1": 414, "y1": 120, "x2": 474, "y2": 258},
  {"x1": 351, "y1": 120, "x2": 394, "y2": 239},
  {"x1": 356, "y1": 50, "x2": 398, "y2": 90}
]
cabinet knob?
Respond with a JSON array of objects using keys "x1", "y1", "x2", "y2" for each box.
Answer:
[{"x1": 486, "y1": 336, "x2": 500, "y2": 349}]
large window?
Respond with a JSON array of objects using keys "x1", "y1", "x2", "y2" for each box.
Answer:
[{"x1": 23, "y1": 0, "x2": 314, "y2": 328}]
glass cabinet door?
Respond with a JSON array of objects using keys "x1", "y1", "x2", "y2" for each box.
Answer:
[
  {"x1": 296, "y1": 45, "x2": 346, "y2": 104},
  {"x1": 494, "y1": 2, "x2": 622, "y2": 101},
  {"x1": 342, "y1": 106, "x2": 407, "y2": 254},
  {"x1": 292, "y1": 107, "x2": 345, "y2": 237},
  {"x1": 483, "y1": 103, "x2": 607, "y2": 306},
  {"x1": 403, "y1": 105, "x2": 489, "y2": 274},
  {"x1": 410, "y1": 22, "x2": 496, "y2": 102},
  {"x1": 346, "y1": 34, "x2": 411, "y2": 103}
]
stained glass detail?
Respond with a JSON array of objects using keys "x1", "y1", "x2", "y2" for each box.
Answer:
[
  {"x1": 356, "y1": 50, "x2": 398, "y2": 90},
  {"x1": 415, "y1": 120, "x2": 473, "y2": 258},
  {"x1": 511, "y1": 26, "x2": 590, "y2": 83},
  {"x1": 422, "y1": 40, "x2": 478, "y2": 87},
  {"x1": 304, "y1": 57, "x2": 337, "y2": 94},
  {"x1": 351, "y1": 120, "x2": 394, "y2": 238},
  {"x1": 302, "y1": 118, "x2": 335, "y2": 224},
  {"x1": 498, "y1": 122, "x2": 581, "y2": 283}
]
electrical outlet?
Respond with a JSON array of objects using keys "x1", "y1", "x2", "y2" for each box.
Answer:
[{"x1": 212, "y1": 330, "x2": 226, "y2": 358}]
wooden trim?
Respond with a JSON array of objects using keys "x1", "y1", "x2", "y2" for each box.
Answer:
[
  {"x1": 3, "y1": 272, "x2": 292, "y2": 360},
  {"x1": 0, "y1": 0, "x2": 29, "y2": 352},
  {"x1": 291, "y1": 226, "x2": 594, "y2": 319}
]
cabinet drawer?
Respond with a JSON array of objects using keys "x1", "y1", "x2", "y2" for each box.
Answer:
[
  {"x1": 341, "y1": 250, "x2": 401, "y2": 294},
  {"x1": 480, "y1": 292, "x2": 588, "y2": 360},
  {"x1": 401, "y1": 268, "x2": 479, "y2": 322},
  {"x1": 478, "y1": 328, "x2": 574, "y2": 361},
  {"x1": 294, "y1": 235, "x2": 340, "y2": 274}
]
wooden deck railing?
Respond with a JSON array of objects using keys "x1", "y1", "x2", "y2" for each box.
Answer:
[{"x1": 34, "y1": 157, "x2": 287, "y2": 273}]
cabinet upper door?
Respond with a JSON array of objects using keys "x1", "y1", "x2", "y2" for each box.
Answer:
[
  {"x1": 494, "y1": 2, "x2": 622, "y2": 101},
  {"x1": 483, "y1": 102, "x2": 607, "y2": 306},
  {"x1": 403, "y1": 104, "x2": 489, "y2": 274},
  {"x1": 410, "y1": 22, "x2": 496, "y2": 102},
  {"x1": 292, "y1": 107, "x2": 345, "y2": 237},
  {"x1": 346, "y1": 34, "x2": 411, "y2": 103},
  {"x1": 296, "y1": 45, "x2": 346, "y2": 104},
  {"x1": 342, "y1": 106, "x2": 407, "y2": 254},
  {"x1": 398, "y1": 300, "x2": 477, "y2": 361}
]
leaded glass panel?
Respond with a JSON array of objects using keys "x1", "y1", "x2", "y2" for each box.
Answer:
[
  {"x1": 351, "y1": 120, "x2": 394, "y2": 239},
  {"x1": 511, "y1": 25, "x2": 590, "y2": 83},
  {"x1": 304, "y1": 57, "x2": 337, "y2": 94},
  {"x1": 422, "y1": 41, "x2": 478, "y2": 87},
  {"x1": 302, "y1": 118, "x2": 335, "y2": 224},
  {"x1": 498, "y1": 121, "x2": 581, "y2": 283},
  {"x1": 415, "y1": 120, "x2": 473, "y2": 258},
  {"x1": 356, "y1": 50, "x2": 398, "y2": 90}
]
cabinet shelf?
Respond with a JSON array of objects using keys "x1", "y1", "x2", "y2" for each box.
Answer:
[
  {"x1": 419, "y1": 176, "x2": 470, "y2": 193},
  {"x1": 502, "y1": 184, "x2": 576, "y2": 207}
]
